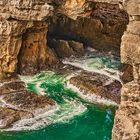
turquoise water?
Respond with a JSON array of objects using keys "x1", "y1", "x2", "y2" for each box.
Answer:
[
  {"x1": 0, "y1": 52, "x2": 122, "y2": 140},
  {"x1": 63, "y1": 52, "x2": 123, "y2": 82},
  {"x1": 0, "y1": 107, "x2": 114, "y2": 140},
  {"x1": 0, "y1": 71, "x2": 116, "y2": 140}
]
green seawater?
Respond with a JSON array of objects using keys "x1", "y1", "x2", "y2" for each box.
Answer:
[
  {"x1": 0, "y1": 107, "x2": 114, "y2": 140},
  {"x1": 0, "y1": 52, "x2": 122, "y2": 140},
  {"x1": 0, "y1": 71, "x2": 116, "y2": 140}
]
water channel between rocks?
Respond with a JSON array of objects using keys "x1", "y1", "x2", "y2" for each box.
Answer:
[{"x1": 0, "y1": 50, "x2": 123, "y2": 140}]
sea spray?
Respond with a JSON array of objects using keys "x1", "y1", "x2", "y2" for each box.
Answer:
[
  {"x1": 12, "y1": 72, "x2": 87, "y2": 131},
  {"x1": 63, "y1": 52, "x2": 123, "y2": 83},
  {"x1": 66, "y1": 81, "x2": 118, "y2": 106},
  {"x1": 0, "y1": 51, "x2": 120, "y2": 139}
]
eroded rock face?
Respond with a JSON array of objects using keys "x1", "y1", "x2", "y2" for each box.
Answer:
[
  {"x1": 48, "y1": 39, "x2": 85, "y2": 58},
  {"x1": 0, "y1": 1, "x2": 139, "y2": 138},
  {"x1": 0, "y1": 0, "x2": 128, "y2": 79},
  {"x1": 17, "y1": 22, "x2": 58, "y2": 75},
  {"x1": 112, "y1": 0, "x2": 140, "y2": 139},
  {"x1": 48, "y1": 1, "x2": 128, "y2": 53},
  {"x1": 112, "y1": 82, "x2": 140, "y2": 140},
  {"x1": 69, "y1": 72, "x2": 122, "y2": 104},
  {"x1": 0, "y1": 80, "x2": 55, "y2": 129},
  {"x1": 0, "y1": 0, "x2": 55, "y2": 79}
]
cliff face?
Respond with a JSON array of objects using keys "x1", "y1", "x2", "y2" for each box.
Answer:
[
  {"x1": 112, "y1": 0, "x2": 140, "y2": 139},
  {"x1": 0, "y1": 0, "x2": 128, "y2": 79},
  {"x1": 0, "y1": 0, "x2": 139, "y2": 138},
  {"x1": 48, "y1": 0, "x2": 128, "y2": 53},
  {"x1": 0, "y1": 0, "x2": 58, "y2": 79}
]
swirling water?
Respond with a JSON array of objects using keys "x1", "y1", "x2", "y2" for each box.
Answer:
[{"x1": 0, "y1": 52, "x2": 122, "y2": 140}]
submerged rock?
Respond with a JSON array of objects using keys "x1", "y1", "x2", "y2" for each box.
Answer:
[{"x1": 0, "y1": 80, "x2": 55, "y2": 129}]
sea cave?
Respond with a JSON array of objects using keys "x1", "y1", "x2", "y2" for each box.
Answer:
[{"x1": 0, "y1": 0, "x2": 140, "y2": 140}]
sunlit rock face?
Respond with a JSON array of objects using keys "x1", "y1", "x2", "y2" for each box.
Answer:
[
  {"x1": 48, "y1": 0, "x2": 128, "y2": 54},
  {"x1": 112, "y1": 0, "x2": 140, "y2": 139},
  {"x1": 0, "y1": 0, "x2": 139, "y2": 138},
  {"x1": 0, "y1": 0, "x2": 56, "y2": 79},
  {"x1": 0, "y1": 0, "x2": 129, "y2": 79},
  {"x1": 17, "y1": 22, "x2": 58, "y2": 75}
]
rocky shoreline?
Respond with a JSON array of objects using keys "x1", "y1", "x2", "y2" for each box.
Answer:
[
  {"x1": 69, "y1": 72, "x2": 121, "y2": 104},
  {"x1": 0, "y1": 0, "x2": 139, "y2": 139},
  {"x1": 0, "y1": 79, "x2": 55, "y2": 130}
]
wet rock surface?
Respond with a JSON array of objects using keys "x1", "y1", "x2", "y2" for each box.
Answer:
[
  {"x1": 0, "y1": 0, "x2": 139, "y2": 139},
  {"x1": 69, "y1": 72, "x2": 122, "y2": 104},
  {"x1": 48, "y1": 39, "x2": 85, "y2": 58},
  {"x1": 0, "y1": 80, "x2": 55, "y2": 129}
]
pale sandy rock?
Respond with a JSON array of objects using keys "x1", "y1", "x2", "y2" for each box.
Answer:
[
  {"x1": 112, "y1": 82, "x2": 140, "y2": 140},
  {"x1": 0, "y1": 0, "x2": 53, "y2": 20},
  {"x1": 123, "y1": 0, "x2": 140, "y2": 16},
  {"x1": 0, "y1": 0, "x2": 57, "y2": 79},
  {"x1": 112, "y1": 0, "x2": 140, "y2": 139}
]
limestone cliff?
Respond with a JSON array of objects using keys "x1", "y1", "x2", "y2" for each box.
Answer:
[
  {"x1": 0, "y1": 0, "x2": 129, "y2": 79},
  {"x1": 0, "y1": 0, "x2": 139, "y2": 138},
  {"x1": 48, "y1": 0, "x2": 128, "y2": 53},
  {"x1": 112, "y1": 0, "x2": 140, "y2": 139},
  {"x1": 0, "y1": 0, "x2": 58, "y2": 79}
]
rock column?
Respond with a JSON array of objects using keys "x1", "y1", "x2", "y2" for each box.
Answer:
[
  {"x1": 112, "y1": 0, "x2": 140, "y2": 139},
  {"x1": 0, "y1": 0, "x2": 57, "y2": 79}
]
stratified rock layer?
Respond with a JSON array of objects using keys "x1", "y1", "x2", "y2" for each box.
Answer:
[
  {"x1": 0, "y1": 0, "x2": 139, "y2": 139},
  {"x1": 0, "y1": 0, "x2": 128, "y2": 79},
  {"x1": 48, "y1": 1, "x2": 128, "y2": 53},
  {"x1": 69, "y1": 72, "x2": 122, "y2": 104},
  {"x1": 0, "y1": 0, "x2": 57, "y2": 79},
  {"x1": 112, "y1": 0, "x2": 140, "y2": 139},
  {"x1": 0, "y1": 80, "x2": 55, "y2": 129}
]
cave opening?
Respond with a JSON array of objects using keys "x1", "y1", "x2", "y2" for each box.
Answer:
[
  {"x1": 45, "y1": 2, "x2": 133, "y2": 84},
  {"x1": 0, "y1": 1, "x2": 137, "y2": 139},
  {"x1": 47, "y1": 2, "x2": 129, "y2": 55}
]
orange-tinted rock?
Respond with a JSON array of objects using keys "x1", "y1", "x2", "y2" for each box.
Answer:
[
  {"x1": 0, "y1": 1, "x2": 55, "y2": 79},
  {"x1": 48, "y1": 1, "x2": 128, "y2": 53},
  {"x1": 17, "y1": 22, "x2": 58, "y2": 75},
  {"x1": 112, "y1": 0, "x2": 140, "y2": 139}
]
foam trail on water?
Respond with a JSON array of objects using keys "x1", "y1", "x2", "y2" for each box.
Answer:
[
  {"x1": 4, "y1": 99, "x2": 86, "y2": 131},
  {"x1": 66, "y1": 82, "x2": 118, "y2": 106},
  {"x1": 63, "y1": 60, "x2": 122, "y2": 83},
  {"x1": 6, "y1": 72, "x2": 86, "y2": 131},
  {"x1": 63, "y1": 54, "x2": 123, "y2": 84},
  {"x1": 10, "y1": 68, "x2": 119, "y2": 131}
]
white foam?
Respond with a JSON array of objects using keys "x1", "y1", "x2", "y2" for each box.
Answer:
[
  {"x1": 3, "y1": 99, "x2": 86, "y2": 131},
  {"x1": 66, "y1": 82, "x2": 118, "y2": 106},
  {"x1": 2, "y1": 73, "x2": 86, "y2": 131},
  {"x1": 6, "y1": 68, "x2": 117, "y2": 131},
  {"x1": 63, "y1": 59, "x2": 123, "y2": 84}
]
